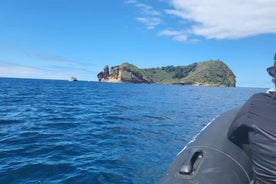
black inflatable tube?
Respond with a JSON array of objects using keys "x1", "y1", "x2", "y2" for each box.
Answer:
[{"x1": 160, "y1": 107, "x2": 253, "y2": 184}]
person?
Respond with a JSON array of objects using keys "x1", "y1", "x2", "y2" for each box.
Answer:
[{"x1": 228, "y1": 54, "x2": 276, "y2": 184}]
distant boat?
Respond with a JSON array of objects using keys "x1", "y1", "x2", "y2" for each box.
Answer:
[{"x1": 69, "y1": 77, "x2": 78, "y2": 81}]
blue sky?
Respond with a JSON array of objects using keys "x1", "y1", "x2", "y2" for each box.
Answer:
[{"x1": 0, "y1": 0, "x2": 276, "y2": 88}]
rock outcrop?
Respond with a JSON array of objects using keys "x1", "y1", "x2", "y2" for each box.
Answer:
[
  {"x1": 97, "y1": 65, "x2": 110, "y2": 82},
  {"x1": 69, "y1": 76, "x2": 78, "y2": 81},
  {"x1": 97, "y1": 63, "x2": 151, "y2": 83}
]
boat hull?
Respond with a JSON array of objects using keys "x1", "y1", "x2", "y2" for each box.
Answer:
[{"x1": 160, "y1": 107, "x2": 253, "y2": 184}]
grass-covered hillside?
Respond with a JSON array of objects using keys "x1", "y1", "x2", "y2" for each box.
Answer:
[{"x1": 98, "y1": 60, "x2": 236, "y2": 87}]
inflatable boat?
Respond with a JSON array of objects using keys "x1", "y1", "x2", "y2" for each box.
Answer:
[{"x1": 160, "y1": 107, "x2": 253, "y2": 184}]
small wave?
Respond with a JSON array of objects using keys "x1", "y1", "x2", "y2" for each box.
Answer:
[
  {"x1": 0, "y1": 119, "x2": 23, "y2": 125},
  {"x1": 0, "y1": 78, "x2": 265, "y2": 184},
  {"x1": 0, "y1": 163, "x2": 76, "y2": 183},
  {"x1": 144, "y1": 115, "x2": 171, "y2": 121}
]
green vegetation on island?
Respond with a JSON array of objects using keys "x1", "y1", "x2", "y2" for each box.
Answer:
[{"x1": 97, "y1": 60, "x2": 236, "y2": 87}]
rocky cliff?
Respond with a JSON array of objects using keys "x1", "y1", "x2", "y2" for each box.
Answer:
[
  {"x1": 97, "y1": 63, "x2": 151, "y2": 83},
  {"x1": 97, "y1": 60, "x2": 236, "y2": 87}
]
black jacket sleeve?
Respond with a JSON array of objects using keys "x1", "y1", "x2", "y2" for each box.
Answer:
[{"x1": 227, "y1": 95, "x2": 254, "y2": 145}]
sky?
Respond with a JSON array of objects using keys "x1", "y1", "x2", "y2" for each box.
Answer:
[{"x1": 0, "y1": 0, "x2": 276, "y2": 88}]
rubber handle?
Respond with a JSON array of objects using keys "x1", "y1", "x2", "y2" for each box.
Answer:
[{"x1": 179, "y1": 148, "x2": 204, "y2": 175}]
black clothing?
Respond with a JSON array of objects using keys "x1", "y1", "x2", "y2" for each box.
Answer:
[{"x1": 228, "y1": 93, "x2": 276, "y2": 184}]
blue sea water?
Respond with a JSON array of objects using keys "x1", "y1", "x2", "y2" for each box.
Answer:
[{"x1": 0, "y1": 78, "x2": 265, "y2": 184}]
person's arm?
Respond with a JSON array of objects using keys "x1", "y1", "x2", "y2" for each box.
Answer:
[
  {"x1": 228, "y1": 96, "x2": 254, "y2": 146},
  {"x1": 228, "y1": 115, "x2": 250, "y2": 146}
]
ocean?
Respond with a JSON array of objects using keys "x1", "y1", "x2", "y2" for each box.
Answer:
[{"x1": 0, "y1": 78, "x2": 265, "y2": 184}]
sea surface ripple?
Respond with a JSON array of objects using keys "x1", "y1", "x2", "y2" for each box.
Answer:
[{"x1": 0, "y1": 78, "x2": 264, "y2": 184}]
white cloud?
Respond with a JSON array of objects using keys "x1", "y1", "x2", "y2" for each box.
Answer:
[
  {"x1": 0, "y1": 63, "x2": 57, "y2": 79},
  {"x1": 126, "y1": 0, "x2": 161, "y2": 29},
  {"x1": 135, "y1": 3, "x2": 161, "y2": 16},
  {"x1": 163, "y1": 0, "x2": 276, "y2": 40},
  {"x1": 126, "y1": 0, "x2": 160, "y2": 16},
  {"x1": 0, "y1": 46, "x2": 99, "y2": 81},
  {"x1": 158, "y1": 29, "x2": 187, "y2": 41},
  {"x1": 136, "y1": 17, "x2": 161, "y2": 30},
  {"x1": 26, "y1": 52, "x2": 79, "y2": 65},
  {"x1": 0, "y1": 61, "x2": 97, "y2": 81},
  {"x1": 125, "y1": 0, "x2": 137, "y2": 4}
]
